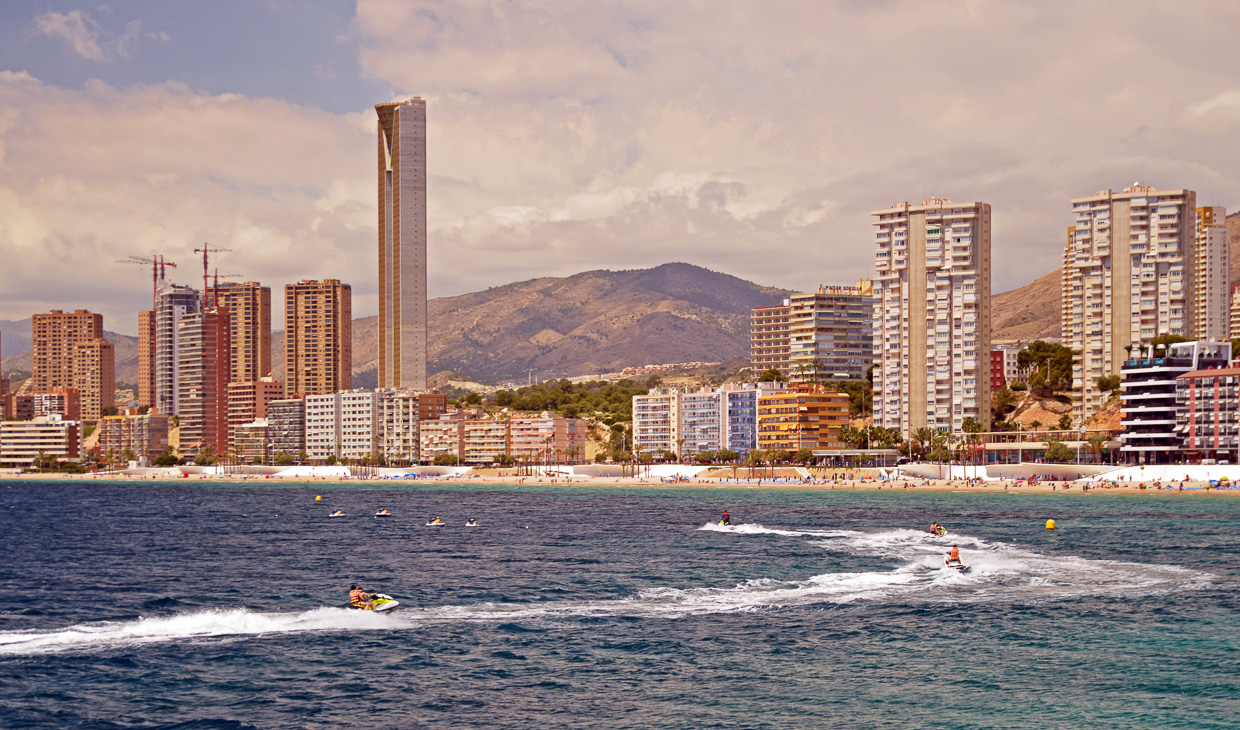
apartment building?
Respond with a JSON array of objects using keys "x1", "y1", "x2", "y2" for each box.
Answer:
[
  {"x1": 30, "y1": 309, "x2": 102, "y2": 391},
  {"x1": 1230, "y1": 283, "x2": 1240, "y2": 341},
  {"x1": 1176, "y1": 365, "x2": 1240, "y2": 463},
  {"x1": 723, "y1": 382, "x2": 786, "y2": 455},
  {"x1": 31, "y1": 388, "x2": 80, "y2": 421},
  {"x1": 0, "y1": 415, "x2": 81, "y2": 468},
  {"x1": 787, "y1": 281, "x2": 876, "y2": 383},
  {"x1": 1194, "y1": 206, "x2": 1230, "y2": 341},
  {"x1": 1120, "y1": 340, "x2": 1228, "y2": 464},
  {"x1": 73, "y1": 338, "x2": 115, "y2": 421},
  {"x1": 873, "y1": 199, "x2": 992, "y2": 434},
  {"x1": 756, "y1": 384, "x2": 849, "y2": 452},
  {"x1": 233, "y1": 419, "x2": 269, "y2": 464},
  {"x1": 1063, "y1": 185, "x2": 1197, "y2": 423},
  {"x1": 420, "y1": 415, "x2": 465, "y2": 464},
  {"x1": 284, "y1": 279, "x2": 352, "y2": 398},
  {"x1": 509, "y1": 417, "x2": 586, "y2": 464},
  {"x1": 227, "y1": 378, "x2": 284, "y2": 451},
  {"x1": 751, "y1": 302, "x2": 791, "y2": 375},
  {"x1": 379, "y1": 390, "x2": 422, "y2": 465},
  {"x1": 214, "y1": 281, "x2": 273, "y2": 384},
  {"x1": 138, "y1": 309, "x2": 154, "y2": 408},
  {"x1": 267, "y1": 399, "x2": 306, "y2": 460},
  {"x1": 463, "y1": 419, "x2": 510, "y2": 464},
  {"x1": 96, "y1": 413, "x2": 170, "y2": 465},
  {"x1": 632, "y1": 388, "x2": 681, "y2": 457},
  {"x1": 176, "y1": 308, "x2": 231, "y2": 458},
  {"x1": 154, "y1": 282, "x2": 202, "y2": 415}
]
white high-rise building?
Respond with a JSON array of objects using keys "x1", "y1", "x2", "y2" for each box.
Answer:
[
  {"x1": 872, "y1": 199, "x2": 992, "y2": 435},
  {"x1": 1195, "y1": 206, "x2": 1230, "y2": 342},
  {"x1": 153, "y1": 281, "x2": 201, "y2": 416},
  {"x1": 1062, "y1": 184, "x2": 1196, "y2": 422},
  {"x1": 376, "y1": 97, "x2": 428, "y2": 391}
]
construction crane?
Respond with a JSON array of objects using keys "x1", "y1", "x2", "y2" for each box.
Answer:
[
  {"x1": 211, "y1": 269, "x2": 240, "y2": 308},
  {"x1": 116, "y1": 254, "x2": 178, "y2": 306},
  {"x1": 193, "y1": 243, "x2": 232, "y2": 307}
]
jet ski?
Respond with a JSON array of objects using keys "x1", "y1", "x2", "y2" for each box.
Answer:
[
  {"x1": 375, "y1": 509, "x2": 391, "y2": 517},
  {"x1": 944, "y1": 559, "x2": 968, "y2": 572},
  {"x1": 425, "y1": 518, "x2": 444, "y2": 526},
  {"x1": 465, "y1": 519, "x2": 478, "y2": 527},
  {"x1": 348, "y1": 593, "x2": 400, "y2": 612},
  {"x1": 329, "y1": 510, "x2": 346, "y2": 517}
]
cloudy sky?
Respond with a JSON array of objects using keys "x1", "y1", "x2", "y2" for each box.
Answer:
[{"x1": 3, "y1": 0, "x2": 1240, "y2": 335}]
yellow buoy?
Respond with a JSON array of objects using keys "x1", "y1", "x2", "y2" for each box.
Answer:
[
  {"x1": 315, "y1": 495, "x2": 322, "y2": 502},
  {"x1": 1046, "y1": 519, "x2": 1056, "y2": 530}
]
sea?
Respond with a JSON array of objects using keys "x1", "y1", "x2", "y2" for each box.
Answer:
[{"x1": 1, "y1": 480, "x2": 1237, "y2": 729}]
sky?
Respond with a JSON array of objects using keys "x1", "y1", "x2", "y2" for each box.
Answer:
[{"x1": 3, "y1": 0, "x2": 1240, "y2": 336}]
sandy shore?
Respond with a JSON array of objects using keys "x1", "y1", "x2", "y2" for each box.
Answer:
[{"x1": 2, "y1": 470, "x2": 1237, "y2": 495}]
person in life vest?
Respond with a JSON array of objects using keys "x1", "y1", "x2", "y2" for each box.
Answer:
[
  {"x1": 721, "y1": 511, "x2": 730, "y2": 526},
  {"x1": 930, "y1": 522, "x2": 945, "y2": 536},
  {"x1": 349, "y1": 584, "x2": 375, "y2": 609},
  {"x1": 946, "y1": 545, "x2": 962, "y2": 565}
]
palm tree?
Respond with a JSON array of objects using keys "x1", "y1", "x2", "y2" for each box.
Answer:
[
  {"x1": 808, "y1": 356, "x2": 826, "y2": 385},
  {"x1": 911, "y1": 426, "x2": 935, "y2": 461},
  {"x1": 1086, "y1": 432, "x2": 1109, "y2": 464}
]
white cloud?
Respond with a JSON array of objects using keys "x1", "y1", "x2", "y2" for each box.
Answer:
[{"x1": 33, "y1": 10, "x2": 107, "y2": 62}]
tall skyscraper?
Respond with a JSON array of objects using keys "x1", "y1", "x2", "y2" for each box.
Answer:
[
  {"x1": 177, "y1": 308, "x2": 231, "y2": 458},
  {"x1": 1062, "y1": 184, "x2": 1196, "y2": 422},
  {"x1": 284, "y1": 279, "x2": 352, "y2": 398},
  {"x1": 872, "y1": 199, "x2": 992, "y2": 435},
  {"x1": 73, "y1": 338, "x2": 115, "y2": 421},
  {"x1": 376, "y1": 97, "x2": 428, "y2": 391},
  {"x1": 31, "y1": 309, "x2": 103, "y2": 391},
  {"x1": 1194, "y1": 206, "x2": 1229, "y2": 342},
  {"x1": 138, "y1": 310, "x2": 154, "y2": 408},
  {"x1": 154, "y1": 282, "x2": 201, "y2": 416},
  {"x1": 213, "y1": 281, "x2": 272, "y2": 384}
]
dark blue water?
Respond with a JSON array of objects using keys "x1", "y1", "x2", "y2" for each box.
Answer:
[{"x1": 1, "y1": 481, "x2": 1238, "y2": 729}]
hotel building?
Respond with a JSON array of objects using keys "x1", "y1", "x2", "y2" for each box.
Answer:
[
  {"x1": 756, "y1": 384, "x2": 850, "y2": 452},
  {"x1": 1194, "y1": 206, "x2": 1230, "y2": 342},
  {"x1": 0, "y1": 415, "x2": 81, "y2": 468},
  {"x1": 213, "y1": 281, "x2": 273, "y2": 384},
  {"x1": 284, "y1": 279, "x2": 352, "y2": 398},
  {"x1": 1120, "y1": 340, "x2": 1227, "y2": 464},
  {"x1": 227, "y1": 378, "x2": 284, "y2": 451},
  {"x1": 267, "y1": 399, "x2": 306, "y2": 460},
  {"x1": 872, "y1": 199, "x2": 992, "y2": 435},
  {"x1": 751, "y1": 302, "x2": 791, "y2": 376},
  {"x1": 97, "y1": 413, "x2": 170, "y2": 466},
  {"x1": 1177, "y1": 364, "x2": 1240, "y2": 463},
  {"x1": 1062, "y1": 185, "x2": 1197, "y2": 423},
  {"x1": 376, "y1": 97, "x2": 428, "y2": 391},
  {"x1": 509, "y1": 417, "x2": 586, "y2": 464},
  {"x1": 632, "y1": 382, "x2": 790, "y2": 459}
]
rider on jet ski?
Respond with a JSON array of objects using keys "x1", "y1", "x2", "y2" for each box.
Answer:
[
  {"x1": 349, "y1": 584, "x2": 376, "y2": 609},
  {"x1": 946, "y1": 545, "x2": 962, "y2": 565}
]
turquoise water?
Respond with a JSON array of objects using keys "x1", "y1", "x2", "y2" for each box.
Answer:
[{"x1": 1, "y1": 481, "x2": 1237, "y2": 728}]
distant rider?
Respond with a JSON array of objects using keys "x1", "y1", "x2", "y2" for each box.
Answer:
[
  {"x1": 947, "y1": 546, "x2": 961, "y2": 565},
  {"x1": 721, "y1": 511, "x2": 730, "y2": 526},
  {"x1": 350, "y1": 584, "x2": 375, "y2": 609},
  {"x1": 930, "y1": 521, "x2": 941, "y2": 535}
]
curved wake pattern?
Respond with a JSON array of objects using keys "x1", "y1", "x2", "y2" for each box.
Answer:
[{"x1": 1, "y1": 526, "x2": 1209, "y2": 656}]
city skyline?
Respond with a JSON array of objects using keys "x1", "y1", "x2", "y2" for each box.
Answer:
[{"x1": 3, "y1": 2, "x2": 1240, "y2": 335}]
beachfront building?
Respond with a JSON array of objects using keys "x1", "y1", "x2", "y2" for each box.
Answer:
[
  {"x1": 32, "y1": 388, "x2": 80, "y2": 421},
  {"x1": 1120, "y1": 340, "x2": 1228, "y2": 464},
  {"x1": 97, "y1": 413, "x2": 170, "y2": 466},
  {"x1": 72, "y1": 338, "x2": 114, "y2": 422},
  {"x1": 787, "y1": 282, "x2": 876, "y2": 383},
  {"x1": 751, "y1": 301, "x2": 791, "y2": 376},
  {"x1": 1063, "y1": 185, "x2": 1198, "y2": 423},
  {"x1": 1176, "y1": 365, "x2": 1240, "y2": 463},
  {"x1": 30, "y1": 309, "x2": 102, "y2": 391},
  {"x1": 376, "y1": 97, "x2": 428, "y2": 391},
  {"x1": 284, "y1": 279, "x2": 352, "y2": 398},
  {"x1": 462, "y1": 419, "x2": 510, "y2": 464},
  {"x1": 176, "y1": 308, "x2": 232, "y2": 459},
  {"x1": 266, "y1": 399, "x2": 305, "y2": 461},
  {"x1": 0, "y1": 415, "x2": 81, "y2": 468},
  {"x1": 227, "y1": 378, "x2": 283, "y2": 452},
  {"x1": 509, "y1": 417, "x2": 586, "y2": 465},
  {"x1": 756, "y1": 384, "x2": 850, "y2": 452},
  {"x1": 233, "y1": 419, "x2": 269, "y2": 464},
  {"x1": 420, "y1": 415, "x2": 465, "y2": 464},
  {"x1": 724, "y1": 382, "x2": 786, "y2": 456},
  {"x1": 213, "y1": 281, "x2": 273, "y2": 385},
  {"x1": 1194, "y1": 206, "x2": 1230, "y2": 342},
  {"x1": 872, "y1": 198, "x2": 992, "y2": 435},
  {"x1": 154, "y1": 282, "x2": 202, "y2": 416},
  {"x1": 632, "y1": 388, "x2": 680, "y2": 458},
  {"x1": 304, "y1": 389, "x2": 379, "y2": 463},
  {"x1": 379, "y1": 390, "x2": 422, "y2": 466}
]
